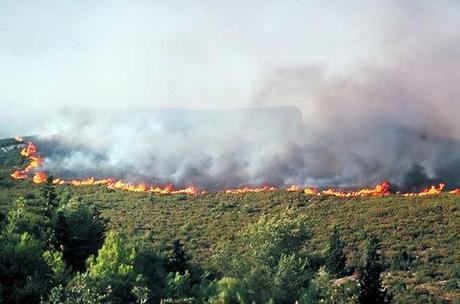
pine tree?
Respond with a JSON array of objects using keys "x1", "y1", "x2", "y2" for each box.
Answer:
[
  {"x1": 325, "y1": 225, "x2": 347, "y2": 278},
  {"x1": 358, "y1": 235, "x2": 391, "y2": 304},
  {"x1": 41, "y1": 176, "x2": 57, "y2": 219},
  {"x1": 51, "y1": 199, "x2": 106, "y2": 271},
  {"x1": 168, "y1": 240, "x2": 189, "y2": 274}
]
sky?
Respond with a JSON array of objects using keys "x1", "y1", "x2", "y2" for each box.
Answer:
[{"x1": 0, "y1": 0, "x2": 391, "y2": 111}]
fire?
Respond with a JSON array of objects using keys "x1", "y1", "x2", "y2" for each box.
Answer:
[
  {"x1": 10, "y1": 141, "x2": 44, "y2": 181},
  {"x1": 304, "y1": 187, "x2": 320, "y2": 195},
  {"x1": 32, "y1": 172, "x2": 48, "y2": 184},
  {"x1": 224, "y1": 185, "x2": 277, "y2": 194},
  {"x1": 286, "y1": 185, "x2": 300, "y2": 192},
  {"x1": 403, "y1": 183, "x2": 445, "y2": 197},
  {"x1": 10, "y1": 170, "x2": 28, "y2": 180},
  {"x1": 302, "y1": 182, "x2": 390, "y2": 197},
  {"x1": 8, "y1": 137, "x2": 460, "y2": 196},
  {"x1": 20, "y1": 141, "x2": 37, "y2": 157}
]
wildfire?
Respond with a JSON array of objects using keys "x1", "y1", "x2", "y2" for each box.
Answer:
[
  {"x1": 8, "y1": 137, "x2": 460, "y2": 197},
  {"x1": 20, "y1": 141, "x2": 37, "y2": 157},
  {"x1": 304, "y1": 187, "x2": 320, "y2": 195},
  {"x1": 10, "y1": 170, "x2": 28, "y2": 180},
  {"x1": 301, "y1": 182, "x2": 390, "y2": 197},
  {"x1": 32, "y1": 172, "x2": 48, "y2": 184},
  {"x1": 286, "y1": 185, "x2": 300, "y2": 192},
  {"x1": 224, "y1": 185, "x2": 277, "y2": 194},
  {"x1": 403, "y1": 183, "x2": 445, "y2": 197},
  {"x1": 10, "y1": 141, "x2": 45, "y2": 181}
]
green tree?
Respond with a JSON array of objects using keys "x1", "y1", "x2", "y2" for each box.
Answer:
[
  {"x1": 212, "y1": 212, "x2": 312, "y2": 303},
  {"x1": 273, "y1": 253, "x2": 312, "y2": 303},
  {"x1": 167, "y1": 240, "x2": 189, "y2": 275},
  {"x1": 325, "y1": 225, "x2": 347, "y2": 278},
  {"x1": 87, "y1": 231, "x2": 147, "y2": 303},
  {"x1": 213, "y1": 212, "x2": 311, "y2": 277},
  {"x1": 52, "y1": 198, "x2": 106, "y2": 271},
  {"x1": 3, "y1": 197, "x2": 43, "y2": 238},
  {"x1": 48, "y1": 231, "x2": 148, "y2": 304},
  {"x1": 134, "y1": 245, "x2": 167, "y2": 303},
  {"x1": 208, "y1": 277, "x2": 246, "y2": 304},
  {"x1": 164, "y1": 270, "x2": 192, "y2": 299},
  {"x1": 300, "y1": 266, "x2": 359, "y2": 304},
  {"x1": 0, "y1": 232, "x2": 51, "y2": 304},
  {"x1": 41, "y1": 176, "x2": 58, "y2": 219},
  {"x1": 358, "y1": 236, "x2": 391, "y2": 304}
]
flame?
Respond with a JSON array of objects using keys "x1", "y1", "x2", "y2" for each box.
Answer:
[
  {"x1": 32, "y1": 172, "x2": 48, "y2": 184},
  {"x1": 10, "y1": 141, "x2": 44, "y2": 181},
  {"x1": 304, "y1": 187, "x2": 320, "y2": 195},
  {"x1": 224, "y1": 185, "x2": 277, "y2": 194},
  {"x1": 8, "y1": 137, "x2": 460, "y2": 197},
  {"x1": 286, "y1": 185, "x2": 300, "y2": 192},
  {"x1": 403, "y1": 183, "x2": 445, "y2": 196},
  {"x1": 20, "y1": 141, "x2": 37, "y2": 157},
  {"x1": 10, "y1": 170, "x2": 28, "y2": 180},
  {"x1": 302, "y1": 182, "x2": 390, "y2": 197}
]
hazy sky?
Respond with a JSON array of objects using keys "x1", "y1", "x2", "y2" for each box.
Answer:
[
  {"x1": 1, "y1": 1, "x2": 459, "y2": 130},
  {"x1": 0, "y1": 0, "x2": 395, "y2": 110}
]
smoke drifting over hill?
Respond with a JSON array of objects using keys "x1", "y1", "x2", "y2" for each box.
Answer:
[{"x1": 30, "y1": 105, "x2": 460, "y2": 190}]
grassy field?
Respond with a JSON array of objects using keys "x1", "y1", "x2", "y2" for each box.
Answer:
[{"x1": 0, "y1": 139, "x2": 459, "y2": 303}]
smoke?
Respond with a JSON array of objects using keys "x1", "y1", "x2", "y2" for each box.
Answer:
[
  {"x1": 3, "y1": 1, "x2": 460, "y2": 190},
  {"x1": 251, "y1": 1, "x2": 460, "y2": 189},
  {"x1": 35, "y1": 106, "x2": 314, "y2": 189}
]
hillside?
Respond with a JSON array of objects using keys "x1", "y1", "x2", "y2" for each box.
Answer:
[{"x1": 0, "y1": 139, "x2": 459, "y2": 303}]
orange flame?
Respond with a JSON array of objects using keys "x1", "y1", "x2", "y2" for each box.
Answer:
[
  {"x1": 224, "y1": 185, "x2": 277, "y2": 194},
  {"x1": 32, "y1": 172, "x2": 48, "y2": 184},
  {"x1": 403, "y1": 183, "x2": 445, "y2": 196},
  {"x1": 10, "y1": 140, "x2": 45, "y2": 181},
  {"x1": 304, "y1": 187, "x2": 320, "y2": 195},
  {"x1": 20, "y1": 142, "x2": 37, "y2": 157},
  {"x1": 10, "y1": 170, "x2": 28, "y2": 180},
  {"x1": 286, "y1": 185, "x2": 300, "y2": 192},
  {"x1": 302, "y1": 182, "x2": 390, "y2": 197}
]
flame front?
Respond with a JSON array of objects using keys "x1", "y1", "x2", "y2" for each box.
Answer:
[
  {"x1": 32, "y1": 172, "x2": 48, "y2": 184},
  {"x1": 8, "y1": 138, "x2": 460, "y2": 196},
  {"x1": 301, "y1": 181, "x2": 390, "y2": 197},
  {"x1": 10, "y1": 141, "x2": 45, "y2": 181},
  {"x1": 403, "y1": 183, "x2": 445, "y2": 196},
  {"x1": 224, "y1": 185, "x2": 277, "y2": 194}
]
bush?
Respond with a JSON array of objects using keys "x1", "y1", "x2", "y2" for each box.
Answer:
[{"x1": 390, "y1": 249, "x2": 415, "y2": 271}]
